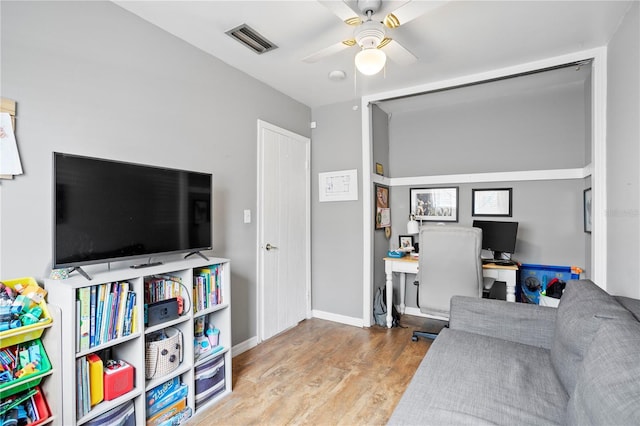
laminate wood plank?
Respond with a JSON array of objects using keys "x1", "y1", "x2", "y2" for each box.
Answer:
[{"x1": 191, "y1": 315, "x2": 432, "y2": 425}]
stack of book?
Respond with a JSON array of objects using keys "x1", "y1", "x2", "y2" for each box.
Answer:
[
  {"x1": 144, "y1": 275, "x2": 183, "y2": 305},
  {"x1": 146, "y1": 377, "x2": 190, "y2": 426},
  {"x1": 76, "y1": 282, "x2": 137, "y2": 352},
  {"x1": 192, "y1": 265, "x2": 222, "y2": 312}
]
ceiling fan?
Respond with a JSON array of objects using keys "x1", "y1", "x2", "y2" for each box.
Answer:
[{"x1": 303, "y1": 0, "x2": 445, "y2": 75}]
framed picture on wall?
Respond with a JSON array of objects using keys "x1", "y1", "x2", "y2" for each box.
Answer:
[
  {"x1": 410, "y1": 187, "x2": 458, "y2": 222},
  {"x1": 375, "y1": 184, "x2": 391, "y2": 229},
  {"x1": 472, "y1": 188, "x2": 513, "y2": 217},
  {"x1": 584, "y1": 188, "x2": 592, "y2": 233}
]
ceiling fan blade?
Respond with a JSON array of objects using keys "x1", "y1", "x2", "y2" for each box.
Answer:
[
  {"x1": 302, "y1": 40, "x2": 355, "y2": 63},
  {"x1": 318, "y1": 0, "x2": 361, "y2": 25},
  {"x1": 383, "y1": 39, "x2": 417, "y2": 66},
  {"x1": 384, "y1": 0, "x2": 448, "y2": 28}
]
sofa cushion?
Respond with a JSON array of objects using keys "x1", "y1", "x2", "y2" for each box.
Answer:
[
  {"x1": 565, "y1": 319, "x2": 640, "y2": 425},
  {"x1": 388, "y1": 328, "x2": 568, "y2": 426},
  {"x1": 550, "y1": 280, "x2": 634, "y2": 393},
  {"x1": 615, "y1": 295, "x2": 640, "y2": 321}
]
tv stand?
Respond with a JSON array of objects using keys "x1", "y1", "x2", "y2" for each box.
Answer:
[
  {"x1": 185, "y1": 251, "x2": 209, "y2": 261},
  {"x1": 69, "y1": 266, "x2": 92, "y2": 281},
  {"x1": 44, "y1": 257, "x2": 232, "y2": 425}
]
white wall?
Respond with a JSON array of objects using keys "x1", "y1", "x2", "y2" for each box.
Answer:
[
  {"x1": 606, "y1": 2, "x2": 640, "y2": 298},
  {"x1": 0, "y1": 1, "x2": 311, "y2": 345}
]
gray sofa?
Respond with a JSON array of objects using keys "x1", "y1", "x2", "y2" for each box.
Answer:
[{"x1": 389, "y1": 279, "x2": 640, "y2": 425}]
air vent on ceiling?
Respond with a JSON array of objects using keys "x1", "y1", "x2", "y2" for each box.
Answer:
[{"x1": 226, "y1": 24, "x2": 277, "y2": 54}]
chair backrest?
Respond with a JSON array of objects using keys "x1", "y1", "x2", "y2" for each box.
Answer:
[{"x1": 417, "y1": 225, "x2": 484, "y2": 317}]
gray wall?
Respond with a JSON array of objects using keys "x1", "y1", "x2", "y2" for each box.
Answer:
[
  {"x1": 391, "y1": 180, "x2": 584, "y2": 308},
  {"x1": 388, "y1": 82, "x2": 586, "y2": 177},
  {"x1": 310, "y1": 100, "x2": 363, "y2": 318},
  {"x1": 385, "y1": 77, "x2": 588, "y2": 273},
  {"x1": 606, "y1": 2, "x2": 640, "y2": 298},
  {"x1": 0, "y1": 1, "x2": 311, "y2": 346},
  {"x1": 371, "y1": 105, "x2": 391, "y2": 300}
]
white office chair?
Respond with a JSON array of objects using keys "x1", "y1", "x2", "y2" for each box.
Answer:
[{"x1": 412, "y1": 225, "x2": 485, "y2": 341}]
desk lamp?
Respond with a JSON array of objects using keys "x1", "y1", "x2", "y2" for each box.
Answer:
[{"x1": 407, "y1": 213, "x2": 420, "y2": 235}]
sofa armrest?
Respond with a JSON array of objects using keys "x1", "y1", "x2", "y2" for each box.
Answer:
[{"x1": 449, "y1": 296, "x2": 558, "y2": 349}]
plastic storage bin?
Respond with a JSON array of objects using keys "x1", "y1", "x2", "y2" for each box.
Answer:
[
  {"x1": 0, "y1": 385, "x2": 51, "y2": 425},
  {"x1": 0, "y1": 338, "x2": 52, "y2": 398},
  {"x1": 194, "y1": 353, "x2": 225, "y2": 410},
  {"x1": 520, "y1": 264, "x2": 581, "y2": 304},
  {"x1": 0, "y1": 277, "x2": 53, "y2": 347}
]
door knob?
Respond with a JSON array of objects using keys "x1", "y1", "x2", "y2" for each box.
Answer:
[{"x1": 265, "y1": 243, "x2": 278, "y2": 251}]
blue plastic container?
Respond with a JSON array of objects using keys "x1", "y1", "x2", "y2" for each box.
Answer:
[{"x1": 519, "y1": 264, "x2": 581, "y2": 304}]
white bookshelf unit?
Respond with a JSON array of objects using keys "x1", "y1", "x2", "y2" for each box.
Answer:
[{"x1": 44, "y1": 257, "x2": 231, "y2": 426}]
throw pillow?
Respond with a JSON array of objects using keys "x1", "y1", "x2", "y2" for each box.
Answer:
[
  {"x1": 550, "y1": 280, "x2": 634, "y2": 393},
  {"x1": 565, "y1": 319, "x2": 640, "y2": 425}
]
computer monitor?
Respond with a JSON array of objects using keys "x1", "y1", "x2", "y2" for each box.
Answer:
[{"x1": 472, "y1": 220, "x2": 519, "y2": 260}]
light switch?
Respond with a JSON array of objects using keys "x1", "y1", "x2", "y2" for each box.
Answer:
[{"x1": 244, "y1": 209, "x2": 251, "y2": 224}]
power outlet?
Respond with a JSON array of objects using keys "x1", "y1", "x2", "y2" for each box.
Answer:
[{"x1": 244, "y1": 209, "x2": 251, "y2": 224}]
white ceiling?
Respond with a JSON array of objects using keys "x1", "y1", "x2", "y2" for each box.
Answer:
[{"x1": 113, "y1": 0, "x2": 632, "y2": 109}]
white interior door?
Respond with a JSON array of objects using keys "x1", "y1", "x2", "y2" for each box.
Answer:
[{"x1": 257, "y1": 120, "x2": 310, "y2": 341}]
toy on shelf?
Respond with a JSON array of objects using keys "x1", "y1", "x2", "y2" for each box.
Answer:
[{"x1": 193, "y1": 316, "x2": 221, "y2": 361}]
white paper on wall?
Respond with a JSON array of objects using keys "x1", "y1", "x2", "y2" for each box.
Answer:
[{"x1": 0, "y1": 112, "x2": 23, "y2": 175}]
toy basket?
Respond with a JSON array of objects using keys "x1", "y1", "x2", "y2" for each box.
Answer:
[
  {"x1": 0, "y1": 277, "x2": 53, "y2": 347},
  {"x1": 145, "y1": 327, "x2": 183, "y2": 379},
  {"x1": 0, "y1": 339, "x2": 52, "y2": 399}
]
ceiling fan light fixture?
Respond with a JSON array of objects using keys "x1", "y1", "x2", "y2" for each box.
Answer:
[{"x1": 355, "y1": 47, "x2": 386, "y2": 75}]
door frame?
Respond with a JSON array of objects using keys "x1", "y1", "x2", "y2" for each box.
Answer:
[
  {"x1": 256, "y1": 119, "x2": 311, "y2": 343},
  {"x1": 361, "y1": 47, "x2": 609, "y2": 326}
]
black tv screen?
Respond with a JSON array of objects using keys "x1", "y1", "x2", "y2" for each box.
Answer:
[
  {"x1": 472, "y1": 220, "x2": 518, "y2": 258},
  {"x1": 54, "y1": 152, "x2": 212, "y2": 268}
]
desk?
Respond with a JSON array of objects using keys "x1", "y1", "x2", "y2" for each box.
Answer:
[{"x1": 383, "y1": 256, "x2": 518, "y2": 328}]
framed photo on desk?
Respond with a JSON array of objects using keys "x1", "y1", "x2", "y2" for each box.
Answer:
[
  {"x1": 399, "y1": 235, "x2": 414, "y2": 249},
  {"x1": 410, "y1": 187, "x2": 458, "y2": 222}
]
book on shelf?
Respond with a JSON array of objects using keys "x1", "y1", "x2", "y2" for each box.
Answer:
[
  {"x1": 131, "y1": 304, "x2": 138, "y2": 334},
  {"x1": 76, "y1": 300, "x2": 81, "y2": 351},
  {"x1": 76, "y1": 356, "x2": 91, "y2": 418},
  {"x1": 145, "y1": 275, "x2": 183, "y2": 305},
  {"x1": 193, "y1": 264, "x2": 223, "y2": 312},
  {"x1": 108, "y1": 282, "x2": 120, "y2": 341},
  {"x1": 89, "y1": 285, "x2": 97, "y2": 348},
  {"x1": 115, "y1": 282, "x2": 129, "y2": 338},
  {"x1": 78, "y1": 287, "x2": 91, "y2": 351},
  {"x1": 98, "y1": 283, "x2": 112, "y2": 346},
  {"x1": 76, "y1": 358, "x2": 83, "y2": 418},
  {"x1": 82, "y1": 281, "x2": 137, "y2": 347},
  {"x1": 94, "y1": 284, "x2": 106, "y2": 346},
  {"x1": 123, "y1": 291, "x2": 136, "y2": 336}
]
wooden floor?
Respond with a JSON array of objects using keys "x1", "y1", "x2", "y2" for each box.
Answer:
[{"x1": 191, "y1": 315, "x2": 433, "y2": 425}]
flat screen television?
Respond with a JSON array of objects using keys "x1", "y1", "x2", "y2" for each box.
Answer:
[
  {"x1": 53, "y1": 152, "x2": 212, "y2": 271},
  {"x1": 472, "y1": 220, "x2": 518, "y2": 260}
]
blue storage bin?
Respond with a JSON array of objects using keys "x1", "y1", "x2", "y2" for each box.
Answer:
[{"x1": 520, "y1": 264, "x2": 581, "y2": 304}]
